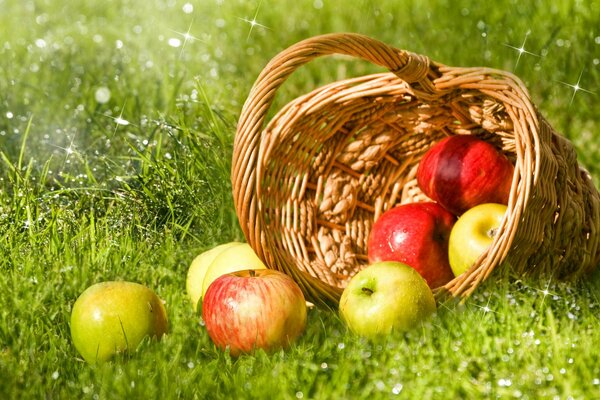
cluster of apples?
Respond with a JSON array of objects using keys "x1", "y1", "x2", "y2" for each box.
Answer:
[
  {"x1": 68, "y1": 134, "x2": 515, "y2": 362},
  {"x1": 69, "y1": 242, "x2": 308, "y2": 363},
  {"x1": 185, "y1": 242, "x2": 307, "y2": 357},
  {"x1": 339, "y1": 134, "x2": 514, "y2": 337}
]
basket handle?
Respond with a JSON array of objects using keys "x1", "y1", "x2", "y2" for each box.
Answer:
[{"x1": 232, "y1": 32, "x2": 435, "y2": 252}]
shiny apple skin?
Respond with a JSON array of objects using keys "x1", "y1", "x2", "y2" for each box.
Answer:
[
  {"x1": 367, "y1": 202, "x2": 456, "y2": 288},
  {"x1": 339, "y1": 261, "x2": 436, "y2": 337},
  {"x1": 448, "y1": 203, "x2": 508, "y2": 276},
  {"x1": 416, "y1": 135, "x2": 514, "y2": 216},
  {"x1": 202, "y1": 269, "x2": 307, "y2": 357},
  {"x1": 70, "y1": 281, "x2": 168, "y2": 363}
]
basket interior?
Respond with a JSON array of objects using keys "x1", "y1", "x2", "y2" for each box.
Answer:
[{"x1": 257, "y1": 71, "x2": 518, "y2": 291}]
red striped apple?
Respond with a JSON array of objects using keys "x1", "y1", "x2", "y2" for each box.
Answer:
[
  {"x1": 202, "y1": 269, "x2": 307, "y2": 357},
  {"x1": 416, "y1": 135, "x2": 514, "y2": 216},
  {"x1": 367, "y1": 202, "x2": 456, "y2": 288}
]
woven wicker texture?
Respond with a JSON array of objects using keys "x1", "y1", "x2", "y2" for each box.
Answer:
[{"x1": 232, "y1": 33, "x2": 600, "y2": 305}]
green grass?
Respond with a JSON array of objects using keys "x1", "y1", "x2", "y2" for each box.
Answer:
[{"x1": 1, "y1": 0, "x2": 600, "y2": 398}]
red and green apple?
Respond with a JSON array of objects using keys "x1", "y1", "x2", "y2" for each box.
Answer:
[
  {"x1": 367, "y1": 202, "x2": 456, "y2": 288},
  {"x1": 202, "y1": 269, "x2": 307, "y2": 357}
]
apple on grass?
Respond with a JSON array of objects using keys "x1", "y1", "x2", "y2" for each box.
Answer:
[
  {"x1": 202, "y1": 269, "x2": 307, "y2": 357},
  {"x1": 70, "y1": 281, "x2": 168, "y2": 363},
  {"x1": 416, "y1": 135, "x2": 514, "y2": 216},
  {"x1": 339, "y1": 261, "x2": 436, "y2": 338},
  {"x1": 448, "y1": 203, "x2": 508, "y2": 277},
  {"x1": 201, "y1": 242, "x2": 267, "y2": 299},
  {"x1": 186, "y1": 242, "x2": 241, "y2": 312},
  {"x1": 367, "y1": 202, "x2": 456, "y2": 288}
]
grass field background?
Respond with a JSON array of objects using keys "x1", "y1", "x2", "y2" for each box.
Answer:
[{"x1": 1, "y1": 0, "x2": 599, "y2": 398}]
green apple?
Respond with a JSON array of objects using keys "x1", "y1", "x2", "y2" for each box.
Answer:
[
  {"x1": 448, "y1": 203, "x2": 508, "y2": 277},
  {"x1": 186, "y1": 242, "x2": 241, "y2": 311},
  {"x1": 339, "y1": 261, "x2": 436, "y2": 338},
  {"x1": 70, "y1": 281, "x2": 168, "y2": 363},
  {"x1": 201, "y1": 243, "x2": 267, "y2": 298}
]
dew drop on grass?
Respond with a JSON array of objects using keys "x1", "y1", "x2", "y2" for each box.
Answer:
[
  {"x1": 392, "y1": 383, "x2": 403, "y2": 395},
  {"x1": 95, "y1": 87, "x2": 111, "y2": 104},
  {"x1": 498, "y1": 378, "x2": 512, "y2": 387},
  {"x1": 182, "y1": 2, "x2": 193, "y2": 13},
  {"x1": 168, "y1": 38, "x2": 181, "y2": 48}
]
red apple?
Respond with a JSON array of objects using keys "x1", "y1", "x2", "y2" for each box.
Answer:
[
  {"x1": 416, "y1": 135, "x2": 514, "y2": 215},
  {"x1": 367, "y1": 202, "x2": 456, "y2": 288},
  {"x1": 202, "y1": 269, "x2": 307, "y2": 357}
]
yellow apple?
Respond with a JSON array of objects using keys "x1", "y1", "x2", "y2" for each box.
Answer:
[
  {"x1": 448, "y1": 203, "x2": 507, "y2": 276},
  {"x1": 186, "y1": 242, "x2": 241, "y2": 311},
  {"x1": 201, "y1": 243, "x2": 267, "y2": 298}
]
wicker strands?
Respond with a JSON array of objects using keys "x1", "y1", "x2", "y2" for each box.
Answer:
[{"x1": 231, "y1": 33, "x2": 600, "y2": 306}]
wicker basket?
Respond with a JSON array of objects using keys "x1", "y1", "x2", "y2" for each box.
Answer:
[{"x1": 231, "y1": 33, "x2": 600, "y2": 306}]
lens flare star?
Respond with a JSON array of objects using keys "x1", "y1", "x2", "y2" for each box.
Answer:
[
  {"x1": 558, "y1": 68, "x2": 596, "y2": 106},
  {"x1": 170, "y1": 19, "x2": 202, "y2": 58},
  {"x1": 504, "y1": 31, "x2": 541, "y2": 70},
  {"x1": 100, "y1": 102, "x2": 133, "y2": 135},
  {"x1": 239, "y1": 1, "x2": 270, "y2": 40}
]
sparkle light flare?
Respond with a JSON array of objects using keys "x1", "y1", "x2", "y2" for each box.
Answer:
[
  {"x1": 504, "y1": 31, "x2": 540, "y2": 70},
  {"x1": 558, "y1": 68, "x2": 596, "y2": 106},
  {"x1": 99, "y1": 101, "x2": 134, "y2": 135},
  {"x1": 169, "y1": 19, "x2": 203, "y2": 58},
  {"x1": 239, "y1": 0, "x2": 270, "y2": 40}
]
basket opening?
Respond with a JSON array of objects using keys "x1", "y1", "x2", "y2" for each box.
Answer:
[{"x1": 257, "y1": 71, "x2": 518, "y2": 292}]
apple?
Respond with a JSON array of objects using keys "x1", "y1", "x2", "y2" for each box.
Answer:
[
  {"x1": 339, "y1": 261, "x2": 436, "y2": 337},
  {"x1": 186, "y1": 242, "x2": 241, "y2": 312},
  {"x1": 448, "y1": 203, "x2": 508, "y2": 277},
  {"x1": 70, "y1": 281, "x2": 168, "y2": 363},
  {"x1": 416, "y1": 135, "x2": 514, "y2": 216},
  {"x1": 201, "y1": 242, "x2": 267, "y2": 298},
  {"x1": 202, "y1": 269, "x2": 307, "y2": 356},
  {"x1": 367, "y1": 202, "x2": 456, "y2": 288}
]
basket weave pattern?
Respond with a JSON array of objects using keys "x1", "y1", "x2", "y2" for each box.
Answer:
[{"x1": 232, "y1": 33, "x2": 600, "y2": 305}]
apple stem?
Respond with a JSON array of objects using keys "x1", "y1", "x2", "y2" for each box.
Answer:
[
  {"x1": 488, "y1": 227, "x2": 499, "y2": 238},
  {"x1": 362, "y1": 287, "x2": 374, "y2": 296},
  {"x1": 249, "y1": 270, "x2": 256, "y2": 277}
]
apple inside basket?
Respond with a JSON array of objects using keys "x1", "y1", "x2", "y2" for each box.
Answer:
[{"x1": 231, "y1": 33, "x2": 600, "y2": 306}]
